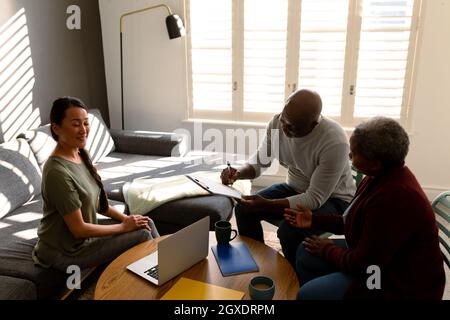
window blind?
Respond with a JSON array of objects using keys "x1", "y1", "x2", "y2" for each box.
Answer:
[
  {"x1": 187, "y1": 0, "x2": 420, "y2": 126},
  {"x1": 354, "y1": 0, "x2": 415, "y2": 118},
  {"x1": 189, "y1": 0, "x2": 232, "y2": 111},
  {"x1": 243, "y1": 0, "x2": 288, "y2": 114},
  {"x1": 298, "y1": 0, "x2": 350, "y2": 116}
]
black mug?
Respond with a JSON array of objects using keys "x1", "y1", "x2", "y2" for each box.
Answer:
[{"x1": 215, "y1": 220, "x2": 237, "y2": 245}]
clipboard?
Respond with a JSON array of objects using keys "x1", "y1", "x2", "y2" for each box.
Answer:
[{"x1": 185, "y1": 175, "x2": 242, "y2": 199}]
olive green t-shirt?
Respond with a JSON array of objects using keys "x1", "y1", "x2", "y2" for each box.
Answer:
[{"x1": 32, "y1": 156, "x2": 100, "y2": 268}]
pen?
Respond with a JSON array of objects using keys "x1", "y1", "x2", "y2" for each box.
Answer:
[{"x1": 227, "y1": 161, "x2": 232, "y2": 175}]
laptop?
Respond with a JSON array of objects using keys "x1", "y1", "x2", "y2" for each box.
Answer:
[{"x1": 126, "y1": 216, "x2": 210, "y2": 286}]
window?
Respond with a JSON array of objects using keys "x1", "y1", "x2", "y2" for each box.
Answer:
[{"x1": 186, "y1": 0, "x2": 421, "y2": 127}]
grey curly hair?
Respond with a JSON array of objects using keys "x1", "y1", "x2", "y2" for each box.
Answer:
[{"x1": 352, "y1": 117, "x2": 409, "y2": 168}]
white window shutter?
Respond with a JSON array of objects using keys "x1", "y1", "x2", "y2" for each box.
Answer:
[
  {"x1": 186, "y1": 0, "x2": 420, "y2": 126},
  {"x1": 242, "y1": 0, "x2": 288, "y2": 114},
  {"x1": 353, "y1": 0, "x2": 415, "y2": 118},
  {"x1": 189, "y1": 0, "x2": 232, "y2": 111},
  {"x1": 297, "y1": 0, "x2": 350, "y2": 117}
]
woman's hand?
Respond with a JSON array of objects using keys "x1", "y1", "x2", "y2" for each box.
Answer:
[
  {"x1": 283, "y1": 203, "x2": 313, "y2": 228},
  {"x1": 121, "y1": 215, "x2": 151, "y2": 232},
  {"x1": 303, "y1": 235, "x2": 333, "y2": 256}
]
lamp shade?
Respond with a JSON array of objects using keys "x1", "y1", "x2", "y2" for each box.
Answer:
[{"x1": 166, "y1": 14, "x2": 186, "y2": 39}]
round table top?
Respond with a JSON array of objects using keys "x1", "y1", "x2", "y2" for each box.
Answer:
[{"x1": 94, "y1": 232, "x2": 299, "y2": 300}]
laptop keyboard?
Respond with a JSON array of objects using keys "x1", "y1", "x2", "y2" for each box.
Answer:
[{"x1": 144, "y1": 265, "x2": 159, "y2": 279}]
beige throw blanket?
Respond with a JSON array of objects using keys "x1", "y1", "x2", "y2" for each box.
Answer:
[{"x1": 123, "y1": 171, "x2": 251, "y2": 215}]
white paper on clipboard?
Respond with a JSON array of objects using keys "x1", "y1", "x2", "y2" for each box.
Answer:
[{"x1": 185, "y1": 175, "x2": 242, "y2": 200}]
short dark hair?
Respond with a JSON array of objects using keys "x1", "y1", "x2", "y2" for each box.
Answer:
[{"x1": 352, "y1": 117, "x2": 409, "y2": 168}]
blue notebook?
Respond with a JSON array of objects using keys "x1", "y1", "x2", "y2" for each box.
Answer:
[{"x1": 211, "y1": 241, "x2": 259, "y2": 276}]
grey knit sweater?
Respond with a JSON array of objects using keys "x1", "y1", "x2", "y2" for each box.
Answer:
[{"x1": 248, "y1": 114, "x2": 356, "y2": 209}]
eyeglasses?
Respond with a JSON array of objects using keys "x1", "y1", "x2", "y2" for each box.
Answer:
[{"x1": 280, "y1": 114, "x2": 312, "y2": 137}]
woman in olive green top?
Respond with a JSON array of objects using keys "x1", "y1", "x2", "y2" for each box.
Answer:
[{"x1": 32, "y1": 97, "x2": 158, "y2": 271}]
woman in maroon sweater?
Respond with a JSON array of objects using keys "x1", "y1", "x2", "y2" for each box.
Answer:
[{"x1": 284, "y1": 117, "x2": 445, "y2": 299}]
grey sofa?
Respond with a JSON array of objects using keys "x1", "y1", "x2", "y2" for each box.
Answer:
[
  {"x1": 0, "y1": 109, "x2": 237, "y2": 299},
  {"x1": 96, "y1": 128, "x2": 236, "y2": 234}
]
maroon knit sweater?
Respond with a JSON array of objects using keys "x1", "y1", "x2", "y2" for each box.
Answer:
[{"x1": 312, "y1": 165, "x2": 445, "y2": 299}]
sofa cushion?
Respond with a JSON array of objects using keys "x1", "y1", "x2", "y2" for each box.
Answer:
[
  {"x1": 110, "y1": 129, "x2": 185, "y2": 157},
  {"x1": 85, "y1": 109, "x2": 115, "y2": 163},
  {"x1": 17, "y1": 109, "x2": 115, "y2": 169},
  {"x1": 16, "y1": 124, "x2": 56, "y2": 170},
  {"x1": 0, "y1": 139, "x2": 41, "y2": 219},
  {"x1": 0, "y1": 275, "x2": 37, "y2": 300}
]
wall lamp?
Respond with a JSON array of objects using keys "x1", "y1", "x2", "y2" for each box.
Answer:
[{"x1": 120, "y1": 4, "x2": 185, "y2": 129}]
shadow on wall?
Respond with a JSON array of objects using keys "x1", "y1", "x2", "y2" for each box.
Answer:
[{"x1": 0, "y1": 7, "x2": 41, "y2": 144}]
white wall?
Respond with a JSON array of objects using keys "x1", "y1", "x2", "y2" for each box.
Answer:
[
  {"x1": 99, "y1": 0, "x2": 187, "y2": 131},
  {"x1": 99, "y1": 0, "x2": 450, "y2": 198},
  {"x1": 405, "y1": 0, "x2": 450, "y2": 198}
]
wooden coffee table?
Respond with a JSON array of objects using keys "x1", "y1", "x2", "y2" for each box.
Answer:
[{"x1": 94, "y1": 232, "x2": 299, "y2": 300}]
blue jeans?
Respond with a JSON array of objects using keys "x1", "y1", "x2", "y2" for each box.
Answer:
[
  {"x1": 234, "y1": 183, "x2": 349, "y2": 267},
  {"x1": 296, "y1": 239, "x2": 354, "y2": 300}
]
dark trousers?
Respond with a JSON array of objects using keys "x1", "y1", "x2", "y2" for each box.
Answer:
[
  {"x1": 50, "y1": 222, "x2": 159, "y2": 272},
  {"x1": 234, "y1": 183, "x2": 349, "y2": 267},
  {"x1": 296, "y1": 239, "x2": 354, "y2": 300}
]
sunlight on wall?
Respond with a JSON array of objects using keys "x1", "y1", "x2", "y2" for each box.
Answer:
[{"x1": 0, "y1": 8, "x2": 40, "y2": 142}]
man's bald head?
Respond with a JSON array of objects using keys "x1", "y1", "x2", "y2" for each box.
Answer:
[
  {"x1": 280, "y1": 89, "x2": 322, "y2": 137},
  {"x1": 284, "y1": 89, "x2": 322, "y2": 122}
]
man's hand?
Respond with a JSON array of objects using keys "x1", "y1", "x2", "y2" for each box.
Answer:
[
  {"x1": 303, "y1": 235, "x2": 333, "y2": 256},
  {"x1": 238, "y1": 194, "x2": 270, "y2": 209},
  {"x1": 239, "y1": 195, "x2": 289, "y2": 213},
  {"x1": 283, "y1": 203, "x2": 313, "y2": 228},
  {"x1": 220, "y1": 166, "x2": 240, "y2": 185}
]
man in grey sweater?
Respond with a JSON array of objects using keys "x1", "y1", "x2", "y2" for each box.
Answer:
[{"x1": 221, "y1": 89, "x2": 356, "y2": 267}]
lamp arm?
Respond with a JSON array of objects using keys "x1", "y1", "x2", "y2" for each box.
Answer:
[{"x1": 120, "y1": 4, "x2": 173, "y2": 32}]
